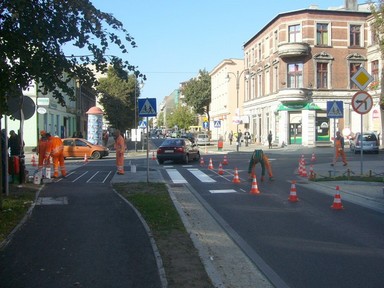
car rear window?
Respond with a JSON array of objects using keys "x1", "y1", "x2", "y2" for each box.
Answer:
[
  {"x1": 162, "y1": 139, "x2": 184, "y2": 146},
  {"x1": 363, "y1": 134, "x2": 377, "y2": 141}
]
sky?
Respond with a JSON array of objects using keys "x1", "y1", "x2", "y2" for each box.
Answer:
[{"x1": 78, "y1": 0, "x2": 368, "y2": 109}]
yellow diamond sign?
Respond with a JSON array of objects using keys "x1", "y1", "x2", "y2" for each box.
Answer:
[{"x1": 351, "y1": 67, "x2": 373, "y2": 90}]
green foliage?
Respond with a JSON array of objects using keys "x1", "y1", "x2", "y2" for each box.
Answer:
[
  {"x1": 0, "y1": 0, "x2": 145, "y2": 111},
  {"x1": 166, "y1": 105, "x2": 197, "y2": 130},
  {"x1": 182, "y1": 69, "x2": 211, "y2": 117},
  {"x1": 157, "y1": 111, "x2": 165, "y2": 128},
  {"x1": 97, "y1": 67, "x2": 140, "y2": 132}
]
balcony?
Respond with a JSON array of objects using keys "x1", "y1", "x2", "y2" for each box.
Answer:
[
  {"x1": 276, "y1": 88, "x2": 312, "y2": 103},
  {"x1": 277, "y1": 42, "x2": 310, "y2": 58}
]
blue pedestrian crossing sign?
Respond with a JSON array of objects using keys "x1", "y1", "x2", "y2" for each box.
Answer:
[
  {"x1": 138, "y1": 98, "x2": 157, "y2": 117},
  {"x1": 139, "y1": 120, "x2": 147, "y2": 129},
  {"x1": 327, "y1": 101, "x2": 343, "y2": 118},
  {"x1": 214, "y1": 120, "x2": 221, "y2": 128}
]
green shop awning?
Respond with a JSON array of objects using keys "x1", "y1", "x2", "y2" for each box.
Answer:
[{"x1": 277, "y1": 102, "x2": 322, "y2": 111}]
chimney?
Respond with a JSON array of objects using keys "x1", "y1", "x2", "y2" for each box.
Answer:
[{"x1": 345, "y1": 0, "x2": 357, "y2": 10}]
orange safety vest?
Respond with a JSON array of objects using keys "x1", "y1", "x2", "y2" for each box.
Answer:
[{"x1": 46, "y1": 136, "x2": 64, "y2": 157}]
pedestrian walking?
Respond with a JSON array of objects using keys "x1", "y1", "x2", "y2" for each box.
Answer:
[
  {"x1": 268, "y1": 131, "x2": 273, "y2": 149},
  {"x1": 228, "y1": 131, "x2": 233, "y2": 145},
  {"x1": 248, "y1": 149, "x2": 274, "y2": 182},
  {"x1": 114, "y1": 129, "x2": 126, "y2": 175},
  {"x1": 331, "y1": 131, "x2": 347, "y2": 166},
  {"x1": 8, "y1": 130, "x2": 21, "y2": 156}
]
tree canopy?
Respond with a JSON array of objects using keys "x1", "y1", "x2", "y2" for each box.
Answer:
[
  {"x1": 166, "y1": 105, "x2": 197, "y2": 130},
  {"x1": 182, "y1": 69, "x2": 211, "y2": 117},
  {"x1": 0, "y1": 0, "x2": 145, "y2": 112},
  {"x1": 97, "y1": 67, "x2": 140, "y2": 132}
]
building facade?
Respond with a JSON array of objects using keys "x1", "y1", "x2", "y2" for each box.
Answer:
[{"x1": 241, "y1": 4, "x2": 377, "y2": 147}]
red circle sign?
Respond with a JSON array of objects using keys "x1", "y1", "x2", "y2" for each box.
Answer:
[{"x1": 351, "y1": 91, "x2": 373, "y2": 115}]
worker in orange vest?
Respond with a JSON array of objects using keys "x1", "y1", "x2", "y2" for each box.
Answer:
[
  {"x1": 248, "y1": 149, "x2": 274, "y2": 182},
  {"x1": 114, "y1": 129, "x2": 126, "y2": 175},
  {"x1": 331, "y1": 131, "x2": 347, "y2": 166},
  {"x1": 45, "y1": 133, "x2": 66, "y2": 178},
  {"x1": 37, "y1": 130, "x2": 50, "y2": 172}
]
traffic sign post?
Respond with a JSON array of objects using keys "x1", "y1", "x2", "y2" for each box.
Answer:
[{"x1": 350, "y1": 67, "x2": 374, "y2": 175}]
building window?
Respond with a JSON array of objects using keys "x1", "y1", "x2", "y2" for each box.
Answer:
[
  {"x1": 316, "y1": 23, "x2": 329, "y2": 46},
  {"x1": 258, "y1": 43, "x2": 262, "y2": 61},
  {"x1": 349, "y1": 63, "x2": 361, "y2": 89},
  {"x1": 273, "y1": 65, "x2": 279, "y2": 92},
  {"x1": 316, "y1": 63, "x2": 328, "y2": 89},
  {"x1": 288, "y1": 24, "x2": 301, "y2": 43},
  {"x1": 350, "y1": 25, "x2": 361, "y2": 47},
  {"x1": 274, "y1": 30, "x2": 278, "y2": 51},
  {"x1": 287, "y1": 63, "x2": 303, "y2": 88}
]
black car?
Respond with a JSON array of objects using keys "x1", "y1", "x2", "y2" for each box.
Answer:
[
  {"x1": 156, "y1": 138, "x2": 200, "y2": 164},
  {"x1": 180, "y1": 133, "x2": 195, "y2": 143}
]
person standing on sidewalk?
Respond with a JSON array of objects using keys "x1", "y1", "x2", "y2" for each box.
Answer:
[
  {"x1": 268, "y1": 131, "x2": 273, "y2": 149},
  {"x1": 114, "y1": 129, "x2": 126, "y2": 175},
  {"x1": 331, "y1": 131, "x2": 347, "y2": 166}
]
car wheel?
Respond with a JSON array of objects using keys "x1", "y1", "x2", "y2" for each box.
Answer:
[
  {"x1": 184, "y1": 154, "x2": 189, "y2": 164},
  {"x1": 194, "y1": 152, "x2": 200, "y2": 161},
  {"x1": 92, "y1": 151, "x2": 101, "y2": 159}
]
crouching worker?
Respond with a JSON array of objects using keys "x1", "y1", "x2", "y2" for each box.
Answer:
[{"x1": 248, "y1": 149, "x2": 274, "y2": 182}]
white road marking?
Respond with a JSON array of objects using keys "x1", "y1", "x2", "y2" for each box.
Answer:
[
  {"x1": 166, "y1": 169, "x2": 187, "y2": 183},
  {"x1": 188, "y1": 168, "x2": 216, "y2": 183}
]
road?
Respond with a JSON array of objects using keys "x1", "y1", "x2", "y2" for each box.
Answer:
[
  {"x1": 156, "y1": 145, "x2": 384, "y2": 288},
  {"x1": 0, "y1": 160, "x2": 163, "y2": 288}
]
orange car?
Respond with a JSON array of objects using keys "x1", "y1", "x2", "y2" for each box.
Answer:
[{"x1": 62, "y1": 138, "x2": 109, "y2": 159}]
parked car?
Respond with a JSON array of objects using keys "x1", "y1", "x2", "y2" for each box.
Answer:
[
  {"x1": 196, "y1": 133, "x2": 210, "y2": 146},
  {"x1": 62, "y1": 138, "x2": 109, "y2": 159},
  {"x1": 349, "y1": 132, "x2": 379, "y2": 154},
  {"x1": 156, "y1": 138, "x2": 200, "y2": 164}
]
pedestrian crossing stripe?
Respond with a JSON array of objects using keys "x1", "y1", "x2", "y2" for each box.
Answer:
[
  {"x1": 187, "y1": 168, "x2": 216, "y2": 183},
  {"x1": 209, "y1": 189, "x2": 237, "y2": 194},
  {"x1": 166, "y1": 169, "x2": 187, "y2": 183}
]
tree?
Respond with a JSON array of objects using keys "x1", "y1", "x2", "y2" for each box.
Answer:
[
  {"x1": 182, "y1": 69, "x2": 211, "y2": 121},
  {"x1": 166, "y1": 105, "x2": 197, "y2": 130},
  {"x1": 97, "y1": 68, "x2": 140, "y2": 132},
  {"x1": 0, "y1": 0, "x2": 145, "y2": 111}
]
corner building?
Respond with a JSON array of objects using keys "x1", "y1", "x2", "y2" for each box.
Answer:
[{"x1": 242, "y1": 5, "x2": 379, "y2": 147}]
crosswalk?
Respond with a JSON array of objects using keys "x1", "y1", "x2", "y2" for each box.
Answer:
[
  {"x1": 55, "y1": 170, "x2": 114, "y2": 184},
  {"x1": 164, "y1": 165, "x2": 248, "y2": 194}
]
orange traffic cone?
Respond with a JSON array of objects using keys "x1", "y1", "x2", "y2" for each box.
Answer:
[
  {"x1": 308, "y1": 165, "x2": 316, "y2": 180},
  {"x1": 331, "y1": 186, "x2": 344, "y2": 210},
  {"x1": 301, "y1": 160, "x2": 308, "y2": 177},
  {"x1": 200, "y1": 157, "x2": 205, "y2": 166},
  {"x1": 152, "y1": 151, "x2": 156, "y2": 160},
  {"x1": 208, "y1": 158, "x2": 214, "y2": 170},
  {"x1": 218, "y1": 162, "x2": 224, "y2": 175},
  {"x1": 31, "y1": 154, "x2": 37, "y2": 167},
  {"x1": 250, "y1": 175, "x2": 260, "y2": 195},
  {"x1": 232, "y1": 168, "x2": 241, "y2": 183},
  {"x1": 288, "y1": 180, "x2": 299, "y2": 202},
  {"x1": 222, "y1": 155, "x2": 228, "y2": 165},
  {"x1": 84, "y1": 154, "x2": 88, "y2": 163},
  {"x1": 311, "y1": 152, "x2": 316, "y2": 162}
]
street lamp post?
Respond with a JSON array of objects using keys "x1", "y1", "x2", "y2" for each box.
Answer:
[
  {"x1": 226, "y1": 69, "x2": 249, "y2": 152},
  {"x1": 134, "y1": 78, "x2": 144, "y2": 152}
]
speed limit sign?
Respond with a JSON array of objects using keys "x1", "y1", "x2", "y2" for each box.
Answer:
[{"x1": 351, "y1": 91, "x2": 373, "y2": 115}]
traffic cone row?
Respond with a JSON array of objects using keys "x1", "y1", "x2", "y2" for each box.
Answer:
[
  {"x1": 152, "y1": 151, "x2": 156, "y2": 160},
  {"x1": 208, "y1": 158, "x2": 214, "y2": 170},
  {"x1": 288, "y1": 180, "x2": 299, "y2": 202},
  {"x1": 331, "y1": 186, "x2": 344, "y2": 210},
  {"x1": 298, "y1": 156, "x2": 308, "y2": 177},
  {"x1": 232, "y1": 168, "x2": 240, "y2": 183},
  {"x1": 84, "y1": 154, "x2": 88, "y2": 163},
  {"x1": 218, "y1": 162, "x2": 224, "y2": 175},
  {"x1": 222, "y1": 155, "x2": 228, "y2": 165},
  {"x1": 308, "y1": 165, "x2": 316, "y2": 180},
  {"x1": 31, "y1": 154, "x2": 37, "y2": 167},
  {"x1": 249, "y1": 175, "x2": 260, "y2": 195},
  {"x1": 200, "y1": 157, "x2": 205, "y2": 166},
  {"x1": 311, "y1": 152, "x2": 316, "y2": 162}
]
